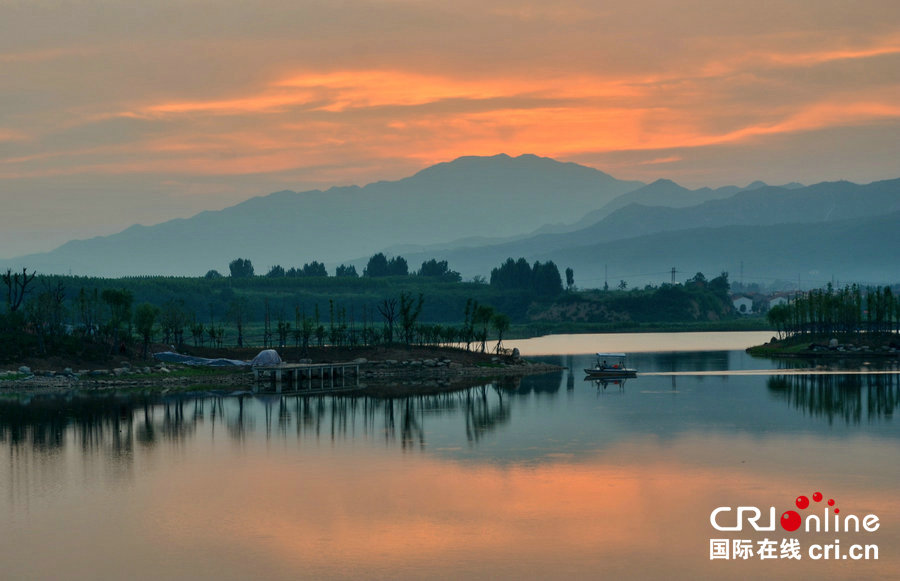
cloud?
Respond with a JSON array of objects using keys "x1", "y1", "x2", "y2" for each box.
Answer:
[
  {"x1": 2, "y1": 0, "x2": 899, "y2": 254},
  {"x1": 0, "y1": 129, "x2": 29, "y2": 143}
]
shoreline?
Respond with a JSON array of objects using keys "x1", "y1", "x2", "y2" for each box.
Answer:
[
  {"x1": 747, "y1": 336, "x2": 900, "y2": 359},
  {"x1": 0, "y1": 346, "x2": 564, "y2": 396}
]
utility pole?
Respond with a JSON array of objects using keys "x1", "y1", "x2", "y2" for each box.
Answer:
[{"x1": 671, "y1": 267, "x2": 677, "y2": 284}]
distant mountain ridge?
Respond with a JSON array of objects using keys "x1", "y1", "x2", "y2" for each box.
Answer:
[
  {"x1": 400, "y1": 179, "x2": 900, "y2": 274},
  {"x1": 3, "y1": 153, "x2": 898, "y2": 286},
  {"x1": 401, "y1": 209, "x2": 900, "y2": 287},
  {"x1": 549, "y1": 209, "x2": 900, "y2": 287},
  {"x1": 563, "y1": 178, "x2": 805, "y2": 230},
  {"x1": 3, "y1": 154, "x2": 642, "y2": 277},
  {"x1": 397, "y1": 177, "x2": 900, "y2": 284}
]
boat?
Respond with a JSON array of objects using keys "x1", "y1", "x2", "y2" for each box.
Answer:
[{"x1": 584, "y1": 352, "x2": 637, "y2": 378}]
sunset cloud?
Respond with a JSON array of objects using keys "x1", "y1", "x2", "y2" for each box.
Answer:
[{"x1": 1, "y1": 0, "x2": 899, "y2": 256}]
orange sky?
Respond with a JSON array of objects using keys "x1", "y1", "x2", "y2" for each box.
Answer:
[{"x1": 1, "y1": 1, "x2": 899, "y2": 256}]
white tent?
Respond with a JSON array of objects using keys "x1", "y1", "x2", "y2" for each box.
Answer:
[{"x1": 250, "y1": 349, "x2": 282, "y2": 367}]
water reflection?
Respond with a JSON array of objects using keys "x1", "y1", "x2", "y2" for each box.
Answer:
[
  {"x1": 768, "y1": 373, "x2": 899, "y2": 424},
  {"x1": 586, "y1": 377, "x2": 629, "y2": 392},
  {"x1": 0, "y1": 394, "x2": 141, "y2": 458},
  {"x1": 3, "y1": 365, "x2": 900, "y2": 462},
  {"x1": 0, "y1": 382, "x2": 524, "y2": 459}
]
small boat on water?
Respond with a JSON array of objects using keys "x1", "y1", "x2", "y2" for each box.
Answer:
[{"x1": 584, "y1": 352, "x2": 637, "y2": 378}]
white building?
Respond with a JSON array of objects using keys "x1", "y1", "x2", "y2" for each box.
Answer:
[{"x1": 732, "y1": 296, "x2": 754, "y2": 315}]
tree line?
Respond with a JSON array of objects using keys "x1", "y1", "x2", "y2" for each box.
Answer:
[
  {"x1": 223, "y1": 254, "x2": 465, "y2": 281},
  {"x1": 767, "y1": 284, "x2": 899, "y2": 340},
  {"x1": 0, "y1": 266, "x2": 520, "y2": 363}
]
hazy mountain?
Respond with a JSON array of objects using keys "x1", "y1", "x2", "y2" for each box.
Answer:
[
  {"x1": 547, "y1": 210, "x2": 900, "y2": 287},
  {"x1": 564, "y1": 178, "x2": 807, "y2": 230},
  {"x1": 382, "y1": 177, "x2": 738, "y2": 257},
  {"x1": 3, "y1": 154, "x2": 643, "y2": 277},
  {"x1": 5, "y1": 151, "x2": 897, "y2": 286},
  {"x1": 400, "y1": 178, "x2": 900, "y2": 282},
  {"x1": 407, "y1": 211, "x2": 900, "y2": 287}
]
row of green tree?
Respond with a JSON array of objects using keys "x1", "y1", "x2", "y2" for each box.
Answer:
[
  {"x1": 767, "y1": 284, "x2": 899, "y2": 339},
  {"x1": 223, "y1": 254, "x2": 463, "y2": 281},
  {"x1": 489, "y1": 257, "x2": 568, "y2": 297},
  {"x1": 544, "y1": 271, "x2": 735, "y2": 324},
  {"x1": 0, "y1": 265, "x2": 746, "y2": 363},
  {"x1": 0, "y1": 267, "x2": 517, "y2": 363}
]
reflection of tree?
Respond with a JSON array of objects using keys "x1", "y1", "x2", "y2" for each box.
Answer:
[
  {"x1": 0, "y1": 395, "x2": 143, "y2": 457},
  {"x1": 227, "y1": 395, "x2": 253, "y2": 441},
  {"x1": 136, "y1": 401, "x2": 157, "y2": 446},
  {"x1": 400, "y1": 398, "x2": 424, "y2": 450},
  {"x1": 161, "y1": 398, "x2": 197, "y2": 442},
  {"x1": 642, "y1": 351, "x2": 730, "y2": 373},
  {"x1": 504, "y1": 372, "x2": 558, "y2": 395},
  {"x1": 0, "y1": 382, "x2": 530, "y2": 457},
  {"x1": 767, "y1": 374, "x2": 900, "y2": 424},
  {"x1": 463, "y1": 384, "x2": 511, "y2": 444}
]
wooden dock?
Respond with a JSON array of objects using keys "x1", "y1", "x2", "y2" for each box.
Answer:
[{"x1": 252, "y1": 362, "x2": 361, "y2": 393}]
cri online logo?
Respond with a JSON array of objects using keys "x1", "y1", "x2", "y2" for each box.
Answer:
[{"x1": 710, "y1": 491, "x2": 880, "y2": 533}]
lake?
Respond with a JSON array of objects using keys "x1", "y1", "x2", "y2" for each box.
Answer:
[{"x1": 2, "y1": 332, "x2": 899, "y2": 580}]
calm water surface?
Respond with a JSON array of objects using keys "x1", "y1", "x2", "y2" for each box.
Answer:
[{"x1": 2, "y1": 332, "x2": 899, "y2": 580}]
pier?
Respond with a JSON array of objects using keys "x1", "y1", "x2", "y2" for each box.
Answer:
[{"x1": 252, "y1": 362, "x2": 361, "y2": 393}]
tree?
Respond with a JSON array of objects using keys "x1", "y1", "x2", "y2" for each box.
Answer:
[
  {"x1": 228, "y1": 297, "x2": 249, "y2": 347},
  {"x1": 302, "y1": 261, "x2": 328, "y2": 277},
  {"x1": 2, "y1": 268, "x2": 36, "y2": 312},
  {"x1": 335, "y1": 264, "x2": 358, "y2": 277},
  {"x1": 687, "y1": 272, "x2": 707, "y2": 288},
  {"x1": 134, "y1": 303, "x2": 159, "y2": 359},
  {"x1": 364, "y1": 253, "x2": 389, "y2": 277},
  {"x1": 490, "y1": 257, "x2": 532, "y2": 290},
  {"x1": 160, "y1": 299, "x2": 187, "y2": 347},
  {"x1": 377, "y1": 298, "x2": 398, "y2": 343},
  {"x1": 388, "y1": 256, "x2": 408, "y2": 276},
  {"x1": 229, "y1": 258, "x2": 254, "y2": 278},
  {"x1": 27, "y1": 279, "x2": 66, "y2": 355},
  {"x1": 398, "y1": 292, "x2": 424, "y2": 345},
  {"x1": 709, "y1": 271, "x2": 730, "y2": 298},
  {"x1": 297, "y1": 307, "x2": 315, "y2": 354},
  {"x1": 462, "y1": 299, "x2": 476, "y2": 350},
  {"x1": 364, "y1": 253, "x2": 407, "y2": 277},
  {"x1": 204, "y1": 269, "x2": 223, "y2": 279},
  {"x1": 472, "y1": 304, "x2": 495, "y2": 353},
  {"x1": 189, "y1": 315, "x2": 205, "y2": 347},
  {"x1": 565, "y1": 267, "x2": 575, "y2": 292},
  {"x1": 276, "y1": 313, "x2": 290, "y2": 349},
  {"x1": 101, "y1": 288, "x2": 133, "y2": 354},
  {"x1": 266, "y1": 264, "x2": 285, "y2": 277},
  {"x1": 262, "y1": 299, "x2": 272, "y2": 348},
  {"x1": 491, "y1": 312, "x2": 511, "y2": 353},
  {"x1": 77, "y1": 287, "x2": 101, "y2": 340},
  {"x1": 418, "y1": 259, "x2": 461, "y2": 281},
  {"x1": 311, "y1": 304, "x2": 324, "y2": 347},
  {"x1": 532, "y1": 261, "x2": 563, "y2": 297}
]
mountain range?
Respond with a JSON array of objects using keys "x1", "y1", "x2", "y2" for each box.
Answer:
[{"x1": 4, "y1": 154, "x2": 899, "y2": 286}]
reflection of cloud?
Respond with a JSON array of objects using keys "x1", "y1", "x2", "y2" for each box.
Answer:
[{"x1": 139, "y1": 435, "x2": 900, "y2": 579}]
